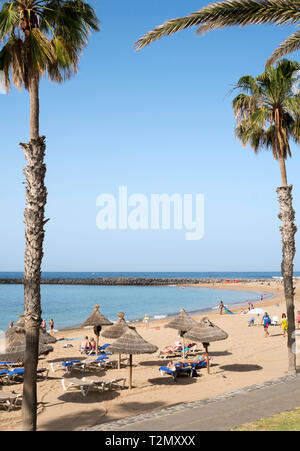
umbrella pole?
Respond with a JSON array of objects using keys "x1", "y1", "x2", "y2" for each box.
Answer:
[
  {"x1": 204, "y1": 343, "x2": 210, "y2": 374},
  {"x1": 182, "y1": 334, "x2": 185, "y2": 360},
  {"x1": 118, "y1": 353, "x2": 121, "y2": 370},
  {"x1": 96, "y1": 335, "x2": 99, "y2": 357},
  {"x1": 129, "y1": 354, "x2": 132, "y2": 389}
]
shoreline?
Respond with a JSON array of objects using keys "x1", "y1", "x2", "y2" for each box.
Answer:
[
  {"x1": 0, "y1": 278, "x2": 276, "y2": 332},
  {"x1": 58, "y1": 291, "x2": 274, "y2": 333}
]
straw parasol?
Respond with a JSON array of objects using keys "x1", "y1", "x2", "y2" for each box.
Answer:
[
  {"x1": 5, "y1": 314, "x2": 56, "y2": 347},
  {"x1": 80, "y1": 305, "x2": 113, "y2": 356},
  {"x1": 101, "y1": 312, "x2": 129, "y2": 339},
  {"x1": 165, "y1": 308, "x2": 198, "y2": 359},
  {"x1": 107, "y1": 327, "x2": 158, "y2": 389},
  {"x1": 185, "y1": 317, "x2": 228, "y2": 373},
  {"x1": 0, "y1": 343, "x2": 53, "y2": 363},
  {"x1": 101, "y1": 312, "x2": 132, "y2": 369}
]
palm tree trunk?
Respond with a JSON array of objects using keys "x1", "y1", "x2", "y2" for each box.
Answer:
[
  {"x1": 278, "y1": 156, "x2": 288, "y2": 187},
  {"x1": 20, "y1": 74, "x2": 47, "y2": 431},
  {"x1": 277, "y1": 184, "x2": 297, "y2": 376}
]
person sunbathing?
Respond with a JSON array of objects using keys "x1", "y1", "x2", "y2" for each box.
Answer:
[
  {"x1": 80, "y1": 336, "x2": 90, "y2": 351},
  {"x1": 167, "y1": 361, "x2": 185, "y2": 371},
  {"x1": 89, "y1": 337, "x2": 96, "y2": 352}
]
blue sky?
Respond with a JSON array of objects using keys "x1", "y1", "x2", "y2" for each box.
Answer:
[{"x1": 0, "y1": 0, "x2": 300, "y2": 272}]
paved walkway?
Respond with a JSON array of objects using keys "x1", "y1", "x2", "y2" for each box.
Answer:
[{"x1": 87, "y1": 373, "x2": 300, "y2": 431}]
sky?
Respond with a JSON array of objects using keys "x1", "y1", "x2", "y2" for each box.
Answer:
[{"x1": 0, "y1": 0, "x2": 300, "y2": 272}]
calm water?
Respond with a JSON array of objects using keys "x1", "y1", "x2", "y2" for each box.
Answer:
[{"x1": 0, "y1": 275, "x2": 272, "y2": 331}]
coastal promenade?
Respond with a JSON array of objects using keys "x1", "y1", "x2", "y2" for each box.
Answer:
[{"x1": 87, "y1": 373, "x2": 300, "y2": 431}]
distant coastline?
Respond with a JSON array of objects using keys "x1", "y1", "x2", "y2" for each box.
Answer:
[{"x1": 0, "y1": 277, "x2": 276, "y2": 286}]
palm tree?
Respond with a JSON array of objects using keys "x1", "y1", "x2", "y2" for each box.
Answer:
[
  {"x1": 135, "y1": 0, "x2": 300, "y2": 66},
  {"x1": 135, "y1": 1, "x2": 300, "y2": 376},
  {"x1": 0, "y1": 0, "x2": 99, "y2": 430},
  {"x1": 232, "y1": 59, "x2": 300, "y2": 375}
]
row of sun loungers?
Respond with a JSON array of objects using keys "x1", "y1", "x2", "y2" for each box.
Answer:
[{"x1": 50, "y1": 355, "x2": 118, "y2": 374}]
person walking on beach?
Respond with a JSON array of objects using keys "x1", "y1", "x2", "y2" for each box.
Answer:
[
  {"x1": 280, "y1": 314, "x2": 288, "y2": 337},
  {"x1": 49, "y1": 318, "x2": 54, "y2": 333},
  {"x1": 41, "y1": 319, "x2": 47, "y2": 332},
  {"x1": 143, "y1": 314, "x2": 149, "y2": 327},
  {"x1": 261, "y1": 312, "x2": 271, "y2": 338},
  {"x1": 219, "y1": 300, "x2": 224, "y2": 315}
]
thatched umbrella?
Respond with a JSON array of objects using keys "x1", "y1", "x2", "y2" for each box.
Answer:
[
  {"x1": 107, "y1": 327, "x2": 158, "y2": 389},
  {"x1": 185, "y1": 317, "x2": 228, "y2": 374},
  {"x1": 0, "y1": 343, "x2": 53, "y2": 363},
  {"x1": 80, "y1": 305, "x2": 113, "y2": 356},
  {"x1": 165, "y1": 308, "x2": 197, "y2": 359},
  {"x1": 101, "y1": 312, "x2": 132, "y2": 369},
  {"x1": 5, "y1": 314, "x2": 56, "y2": 347}
]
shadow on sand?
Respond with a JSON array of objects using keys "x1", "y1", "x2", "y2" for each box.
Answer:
[{"x1": 220, "y1": 364, "x2": 263, "y2": 372}]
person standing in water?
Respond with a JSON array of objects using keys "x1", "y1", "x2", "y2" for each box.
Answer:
[{"x1": 219, "y1": 300, "x2": 224, "y2": 315}]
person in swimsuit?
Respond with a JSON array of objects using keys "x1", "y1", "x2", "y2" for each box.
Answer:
[
  {"x1": 49, "y1": 318, "x2": 54, "y2": 333},
  {"x1": 80, "y1": 336, "x2": 90, "y2": 351},
  {"x1": 219, "y1": 301, "x2": 224, "y2": 315},
  {"x1": 89, "y1": 337, "x2": 96, "y2": 352},
  {"x1": 143, "y1": 314, "x2": 149, "y2": 327},
  {"x1": 280, "y1": 313, "x2": 288, "y2": 337},
  {"x1": 41, "y1": 319, "x2": 47, "y2": 332}
]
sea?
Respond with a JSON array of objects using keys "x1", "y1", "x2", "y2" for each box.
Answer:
[{"x1": 0, "y1": 271, "x2": 296, "y2": 331}]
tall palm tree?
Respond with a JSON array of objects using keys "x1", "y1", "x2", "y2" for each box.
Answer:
[
  {"x1": 0, "y1": 0, "x2": 99, "y2": 430},
  {"x1": 233, "y1": 59, "x2": 300, "y2": 375},
  {"x1": 135, "y1": 1, "x2": 300, "y2": 376},
  {"x1": 135, "y1": 0, "x2": 300, "y2": 66}
]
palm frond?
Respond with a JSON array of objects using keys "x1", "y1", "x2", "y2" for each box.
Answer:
[
  {"x1": 266, "y1": 30, "x2": 300, "y2": 67},
  {"x1": 0, "y1": 2, "x2": 19, "y2": 39},
  {"x1": 135, "y1": 0, "x2": 300, "y2": 50},
  {"x1": 0, "y1": 0, "x2": 99, "y2": 90}
]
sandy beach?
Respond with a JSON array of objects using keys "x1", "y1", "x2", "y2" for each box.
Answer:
[{"x1": 1, "y1": 279, "x2": 299, "y2": 431}]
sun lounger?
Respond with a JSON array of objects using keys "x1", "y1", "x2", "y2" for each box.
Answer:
[
  {"x1": 271, "y1": 316, "x2": 279, "y2": 326},
  {"x1": 158, "y1": 341, "x2": 197, "y2": 359},
  {"x1": 61, "y1": 376, "x2": 126, "y2": 396},
  {"x1": 98, "y1": 344, "x2": 110, "y2": 353},
  {"x1": 0, "y1": 367, "x2": 48, "y2": 384},
  {"x1": 159, "y1": 365, "x2": 193, "y2": 381},
  {"x1": 0, "y1": 391, "x2": 22, "y2": 411},
  {"x1": 79, "y1": 355, "x2": 109, "y2": 371},
  {"x1": 0, "y1": 361, "x2": 18, "y2": 368},
  {"x1": 50, "y1": 360, "x2": 82, "y2": 373}
]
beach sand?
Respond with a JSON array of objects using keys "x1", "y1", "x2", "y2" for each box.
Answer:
[{"x1": 1, "y1": 279, "x2": 299, "y2": 431}]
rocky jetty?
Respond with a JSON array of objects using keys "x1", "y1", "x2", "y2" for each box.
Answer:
[{"x1": 0, "y1": 277, "x2": 269, "y2": 286}]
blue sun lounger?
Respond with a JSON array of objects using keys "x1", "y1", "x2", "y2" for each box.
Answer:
[
  {"x1": 0, "y1": 367, "x2": 48, "y2": 384},
  {"x1": 98, "y1": 344, "x2": 110, "y2": 353},
  {"x1": 159, "y1": 364, "x2": 193, "y2": 381}
]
